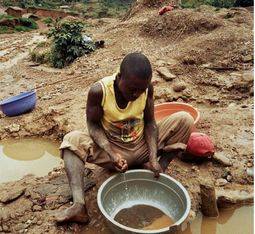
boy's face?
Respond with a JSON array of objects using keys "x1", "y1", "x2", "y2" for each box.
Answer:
[{"x1": 119, "y1": 75, "x2": 151, "y2": 102}]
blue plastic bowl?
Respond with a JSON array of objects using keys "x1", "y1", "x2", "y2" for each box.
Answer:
[{"x1": 0, "y1": 90, "x2": 37, "y2": 117}]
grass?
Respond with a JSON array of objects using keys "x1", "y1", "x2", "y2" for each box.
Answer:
[
  {"x1": 181, "y1": 0, "x2": 236, "y2": 8},
  {"x1": 0, "y1": 26, "x2": 10, "y2": 34},
  {"x1": 0, "y1": 14, "x2": 38, "y2": 33},
  {"x1": 42, "y1": 17, "x2": 53, "y2": 25}
]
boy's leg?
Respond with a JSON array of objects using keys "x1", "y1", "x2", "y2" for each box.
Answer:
[
  {"x1": 54, "y1": 130, "x2": 113, "y2": 223},
  {"x1": 55, "y1": 149, "x2": 89, "y2": 223},
  {"x1": 157, "y1": 111, "x2": 194, "y2": 170}
]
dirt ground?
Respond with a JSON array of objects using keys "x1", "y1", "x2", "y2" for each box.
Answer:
[{"x1": 0, "y1": 4, "x2": 253, "y2": 234}]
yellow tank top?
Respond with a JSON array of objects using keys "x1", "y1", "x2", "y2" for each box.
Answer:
[{"x1": 99, "y1": 74, "x2": 148, "y2": 143}]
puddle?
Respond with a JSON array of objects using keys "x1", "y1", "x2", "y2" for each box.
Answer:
[
  {"x1": 180, "y1": 206, "x2": 253, "y2": 234},
  {"x1": 0, "y1": 138, "x2": 61, "y2": 183}
]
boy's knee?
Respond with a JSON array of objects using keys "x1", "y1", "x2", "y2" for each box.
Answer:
[
  {"x1": 178, "y1": 111, "x2": 194, "y2": 127},
  {"x1": 63, "y1": 130, "x2": 84, "y2": 142}
]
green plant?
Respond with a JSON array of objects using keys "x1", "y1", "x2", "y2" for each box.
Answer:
[
  {"x1": 0, "y1": 26, "x2": 10, "y2": 34},
  {"x1": 48, "y1": 21, "x2": 95, "y2": 68},
  {"x1": 43, "y1": 17, "x2": 53, "y2": 25},
  {"x1": 181, "y1": 0, "x2": 236, "y2": 8},
  {"x1": 14, "y1": 25, "x2": 31, "y2": 32},
  {"x1": 19, "y1": 18, "x2": 38, "y2": 29}
]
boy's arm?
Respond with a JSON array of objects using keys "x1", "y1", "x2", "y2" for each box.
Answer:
[
  {"x1": 86, "y1": 82, "x2": 127, "y2": 172},
  {"x1": 144, "y1": 84, "x2": 162, "y2": 177}
]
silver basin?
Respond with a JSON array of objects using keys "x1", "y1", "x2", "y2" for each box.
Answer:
[{"x1": 97, "y1": 169, "x2": 191, "y2": 234}]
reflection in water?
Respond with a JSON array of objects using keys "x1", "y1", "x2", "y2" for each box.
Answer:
[
  {"x1": 0, "y1": 138, "x2": 61, "y2": 183},
  {"x1": 181, "y1": 206, "x2": 253, "y2": 234}
]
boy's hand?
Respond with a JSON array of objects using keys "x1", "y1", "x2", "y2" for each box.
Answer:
[
  {"x1": 149, "y1": 160, "x2": 163, "y2": 178},
  {"x1": 112, "y1": 152, "x2": 128, "y2": 172}
]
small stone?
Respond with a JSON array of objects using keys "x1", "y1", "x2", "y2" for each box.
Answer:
[
  {"x1": 67, "y1": 70, "x2": 75, "y2": 75},
  {"x1": 242, "y1": 55, "x2": 253, "y2": 63},
  {"x1": 213, "y1": 152, "x2": 232, "y2": 166},
  {"x1": 247, "y1": 162, "x2": 253, "y2": 168},
  {"x1": 246, "y1": 167, "x2": 254, "y2": 177},
  {"x1": 156, "y1": 67, "x2": 176, "y2": 81},
  {"x1": 2, "y1": 225, "x2": 9, "y2": 232},
  {"x1": 215, "y1": 178, "x2": 228, "y2": 186},
  {"x1": 32, "y1": 205, "x2": 42, "y2": 211},
  {"x1": 37, "y1": 220, "x2": 43, "y2": 225},
  {"x1": 5, "y1": 123, "x2": 20, "y2": 133},
  {"x1": 226, "y1": 175, "x2": 232, "y2": 182},
  {"x1": 41, "y1": 95, "x2": 52, "y2": 100},
  {"x1": 32, "y1": 217, "x2": 38, "y2": 224},
  {"x1": 173, "y1": 81, "x2": 187, "y2": 92}
]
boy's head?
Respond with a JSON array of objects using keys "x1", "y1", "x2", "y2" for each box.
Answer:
[{"x1": 118, "y1": 53, "x2": 152, "y2": 101}]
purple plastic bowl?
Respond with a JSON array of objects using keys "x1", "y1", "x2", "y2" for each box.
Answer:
[{"x1": 0, "y1": 90, "x2": 37, "y2": 117}]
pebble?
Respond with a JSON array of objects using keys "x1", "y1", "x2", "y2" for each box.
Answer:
[
  {"x1": 2, "y1": 225, "x2": 9, "y2": 232},
  {"x1": 226, "y1": 175, "x2": 232, "y2": 182},
  {"x1": 41, "y1": 95, "x2": 52, "y2": 100},
  {"x1": 215, "y1": 178, "x2": 228, "y2": 186},
  {"x1": 156, "y1": 67, "x2": 176, "y2": 81},
  {"x1": 213, "y1": 152, "x2": 232, "y2": 166},
  {"x1": 5, "y1": 123, "x2": 20, "y2": 133},
  {"x1": 33, "y1": 205, "x2": 42, "y2": 211},
  {"x1": 247, "y1": 162, "x2": 253, "y2": 168},
  {"x1": 37, "y1": 220, "x2": 43, "y2": 225},
  {"x1": 246, "y1": 167, "x2": 254, "y2": 177},
  {"x1": 173, "y1": 81, "x2": 187, "y2": 92}
]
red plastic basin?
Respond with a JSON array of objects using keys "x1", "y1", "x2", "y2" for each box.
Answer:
[{"x1": 154, "y1": 102, "x2": 200, "y2": 125}]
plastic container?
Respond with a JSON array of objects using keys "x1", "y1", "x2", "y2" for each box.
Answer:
[{"x1": 0, "y1": 90, "x2": 37, "y2": 117}]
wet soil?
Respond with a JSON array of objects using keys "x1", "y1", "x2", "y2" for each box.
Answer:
[{"x1": 0, "y1": 4, "x2": 253, "y2": 234}]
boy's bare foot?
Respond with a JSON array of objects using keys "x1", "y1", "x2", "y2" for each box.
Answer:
[{"x1": 54, "y1": 203, "x2": 90, "y2": 223}]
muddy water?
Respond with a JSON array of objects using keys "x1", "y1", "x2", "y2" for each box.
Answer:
[
  {"x1": 114, "y1": 204, "x2": 174, "y2": 230},
  {"x1": 85, "y1": 206, "x2": 253, "y2": 234},
  {"x1": 181, "y1": 206, "x2": 253, "y2": 234},
  {"x1": 0, "y1": 138, "x2": 61, "y2": 183}
]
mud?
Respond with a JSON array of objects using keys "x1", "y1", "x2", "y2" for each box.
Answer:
[{"x1": 0, "y1": 3, "x2": 253, "y2": 234}]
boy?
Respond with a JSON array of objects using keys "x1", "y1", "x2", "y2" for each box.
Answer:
[{"x1": 55, "y1": 52, "x2": 194, "y2": 223}]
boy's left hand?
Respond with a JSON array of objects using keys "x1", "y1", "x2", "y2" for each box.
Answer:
[{"x1": 149, "y1": 160, "x2": 163, "y2": 178}]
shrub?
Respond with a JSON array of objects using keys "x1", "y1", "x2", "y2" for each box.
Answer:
[
  {"x1": 0, "y1": 26, "x2": 10, "y2": 34},
  {"x1": 48, "y1": 21, "x2": 95, "y2": 68},
  {"x1": 181, "y1": 0, "x2": 236, "y2": 8},
  {"x1": 19, "y1": 18, "x2": 38, "y2": 29},
  {"x1": 43, "y1": 17, "x2": 53, "y2": 25}
]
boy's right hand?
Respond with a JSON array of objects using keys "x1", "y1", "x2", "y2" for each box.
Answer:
[{"x1": 111, "y1": 152, "x2": 128, "y2": 172}]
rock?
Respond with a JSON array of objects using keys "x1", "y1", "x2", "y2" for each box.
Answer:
[
  {"x1": 41, "y1": 95, "x2": 52, "y2": 100},
  {"x1": 2, "y1": 224, "x2": 9, "y2": 232},
  {"x1": 215, "y1": 178, "x2": 228, "y2": 186},
  {"x1": 200, "y1": 183, "x2": 219, "y2": 217},
  {"x1": 37, "y1": 220, "x2": 43, "y2": 225},
  {"x1": 156, "y1": 67, "x2": 176, "y2": 81},
  {"x1": 173, "y1": 81, "x2": 187, "y2": 92},
  {"x1": 0, "y1": 187, "x2": 25, "y2": 203},
  {"x1": 249, "y1": 86, "x2": 254, "y2": 96},
  {"x1": 32, "y1": 205, "x2": 42, "y2": 212},
  {"x1": 226, "y1": 175, "x2": 232, "y2": 182},
  {"x1": 247, "y1": 162, "x2": 253, "y2": 168},
  {"x1": 213, "y1": 152, "x2": 232, "y2": 166},
  {"x1": 242, "y1": 55, "x2": 253, "y2": 63},
  {"x1": 242, "y1": 70, "x2": 253, "y2": 83},
  {"x1": 67, "y1": 70, "x2": 75, "y2": 75},
  {"x1": 5, "y1": 124, "x2": 20, "y2": 133},
  {"x1": 246, "y1": 167, "x2": 254, "y2": 177},
  {"x1": 155, "y1": 60, "x2": 166, "y2": 67}
]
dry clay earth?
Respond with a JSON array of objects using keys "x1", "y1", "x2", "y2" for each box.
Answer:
[{"x1": 0, "y1": 5, "x2": 254, "y2": 234}]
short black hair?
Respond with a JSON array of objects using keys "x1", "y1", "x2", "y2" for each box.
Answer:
[{"x1": 120, "y1": 53, "x2": 152, "y2": 80}]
